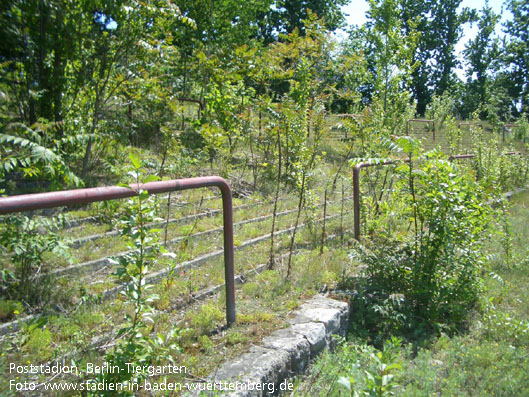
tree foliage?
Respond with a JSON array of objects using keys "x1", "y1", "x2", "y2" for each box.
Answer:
[
  {"x1": 504, "y1": 0, "x2": 529, "y2": 115},
  {"x1": 1, "y1": 0, "x2": 528, "y2": 193},
  {"x1": 461, "y1": 4, "x2": 501, "y2": 119}
]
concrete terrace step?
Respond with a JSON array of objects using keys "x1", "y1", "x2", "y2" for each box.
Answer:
[{"x1": 190, "y1": 294, "x2": 350, "y2": 396}]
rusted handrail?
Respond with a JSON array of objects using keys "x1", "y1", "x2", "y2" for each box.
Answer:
[
  {"x1": 448, "y1": 154, "x2": 475, "y2": 160},
  {"x1": 0, "y1": 176, "x2": 236, "y2": 325},
  {"x1": 353, "y1": 152, "x2": 523, "y2": 240},
  {"x1": 449, "y1": 151, "x2": 521, "y2": 161},
  {"x1": 406, "y1": 119, "x2": 436, "y2": 141},
  {"x1": 176, "y1": 97, "x2": 204, "y2": 111},
  {"x1": 457, "y1": 122, "x2": 484, "y2": 132},
  {"x1": 353, "y1": 160, "x2": 399, "y2": 240}
]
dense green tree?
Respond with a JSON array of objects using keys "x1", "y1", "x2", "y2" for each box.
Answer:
[
  {"x1": 0, "y1": 0, "x2": 72, "y2": 126},
  {"x1": 331, "y1": 33, "x2": 370, "y2": 112},
  {"x1": 278, "y1": 0, "x2": 350, "y2": 34},
  {"x1": 461, "y1": 3, "x2": 501, "y2": 119},
  {"x1": 254, "y1": 0, "x2": 350, "y2": 42},
  {"x1": 174, "y1": 0, "x2": 271, "y2": 46},
  {"x1": 169, "y1": 0, "x2": 273, "y2": 109},
  {"x1": 347, "y1": 0, "x2": 417, "y2": 134},
  {"x1": 1, "y1": 0, "x2": 528, "y2": 193},
  {"x1": 398, "y1": 0, "x2": 430, "y2": 115},
  {"x1": 399, "y1": 0, "x2": 475, "y2": 115},
  {"x1": 504, "y1": 0, "x2": 529, "y2": 115},
  {"x1": 0, "y1": 0, "x2": 191, "y2": 183},
  {"x1": 430, "y1": 0, "x2": 473, "y2": 96}
]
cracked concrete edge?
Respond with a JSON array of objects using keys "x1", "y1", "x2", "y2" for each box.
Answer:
[{"x1": 190, "y1": 294, "x2": 349, "y2": 396}]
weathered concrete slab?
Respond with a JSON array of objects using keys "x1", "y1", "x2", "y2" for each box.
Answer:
[
  {"x1": 289, "y1": 322, "x2": 327, "y2": 356},
  {"x1": 209, "y1": 346, "x2": 290, "y2": 397},
  {"x1": 262, "y1": 329, "x2": 310, "y2": 373},
  {"x1": 197, "y1": 294, "x2": 349, "y2": 396}
]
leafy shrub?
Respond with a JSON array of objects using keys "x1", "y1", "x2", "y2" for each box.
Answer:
[
  {"x1": 351, "y1": 144, "x2": 492, "y2": 339},
  {"x1": 296, "y1": 336, "x2": 403, "y2": 396},
  {"x1": 22, "y1": 328, "x2": 53, "y2": 361},
  {"x1": 337, "y1": 337, "x2": 402, "y2": 396},
  {"x1": 187, "y1": 302, "x2": 224, "y2": 336},
  {"x1": 198, "y1": 335, "x2": 214, "y2": 352},
  {"x1": 482, "y1": 304, "x2": 529, "y2": 347},
  {"x1": 0, "y1": 215, "x2": 71, "y2": 308},
  {"x1": 88, "y1": 199, "x2": 120, "y2": 225},
  {"x1": 0, "y1": 121, "x2": 83, "y2": 192},
  {"x1": 178, "y1": 127, "x2": 207, "y2": 152},
  {"x1": 225, "y1": 331, "x2": 249, "y2": 346},
  {"x1": 398, "y1": 156, "x2": 489, "y2": 326},
  {"x1": 241, "y1": 281, "x2": 261, "y2": 298},
  {"x1": 400, "y1": 334, "x2": 529, "y2": 396},
  {"x1": 513, "y1": 115, "x2": 529, "y2": 141},
  {"x1": 347, "y1": 242, "x2": 414, "y2": 344},
  {"x1": 237, "y1": 311, "x2": 274, "y2": 324},
  {"x1": 96, "y1": 154, "x2": 182, "y2": 392}
]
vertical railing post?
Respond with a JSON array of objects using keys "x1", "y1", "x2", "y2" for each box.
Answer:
[
  {"x1": 353, "y1": 164, "x2": 361, "y2": 241},
  {"x1": 218, "y1": 182, "x2": 236, "y2": 325}
]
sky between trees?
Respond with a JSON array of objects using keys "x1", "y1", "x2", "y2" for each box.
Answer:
[{"x1": 342, "y1": 0, "x2": 507, "y2": 78}]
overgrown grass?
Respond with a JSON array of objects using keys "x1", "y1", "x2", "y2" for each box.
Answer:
[
  {"x1": 0, "y1": 188, "x2": 355, "y2": 393},
  {"x1": 2, "y1": 124, "x2": 525, "y2": 395},
  {"x1": 295, "y1": 189, "x2": 529, "y2": 396}
]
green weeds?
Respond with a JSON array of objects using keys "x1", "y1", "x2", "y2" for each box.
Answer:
[
  {"x1": 0, "y1": 214, "x2": 72, "y2": 309},
  {"x1": 298, "y1": 187, "x2": 529, "y2": 397},
  {"x1": 295, "y1": 336, "x2": 403, "y2": 396}
]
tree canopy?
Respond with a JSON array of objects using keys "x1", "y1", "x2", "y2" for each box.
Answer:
[{"x1": 0, "y1": 0, "x2": 528, "y2": 189}]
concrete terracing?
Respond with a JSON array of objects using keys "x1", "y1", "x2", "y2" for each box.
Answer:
[{"x1": 195, "y1": 294, "x2": 349, "y2": 396}]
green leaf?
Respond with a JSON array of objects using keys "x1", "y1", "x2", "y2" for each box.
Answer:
[
  {"x1": 144, "y1": 174, "x2": 161, "y2": 183},
  {"x1": 129, "y1": 152, "x2": 141, "y2": 169}
]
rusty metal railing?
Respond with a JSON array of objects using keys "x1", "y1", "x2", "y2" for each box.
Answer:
[
  {"x1": 353, "y1": 152, "x2": 523, "y2": 241},
  {"x1": 449, "y1": 151, "x2": 521, "y2": 161},
  {"x1": 457, "y1": 122, "x2": 484, "y2": 132},
  {"x1": 353, "y1": 160, "x2": 400, "y2": 240},
  {"x1": 406, "y1": 119, "x2": 436, "y2": 141},
  {"x1": 0, "y1": 176, "x2": 236, "y2": 325}
]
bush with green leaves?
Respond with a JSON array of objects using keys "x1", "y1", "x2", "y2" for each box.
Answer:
[
  {"x1": 0, "y1": 121, "x2": 83, "y2": 192},
  {"x1": 402, "y1": 156, "x2": 489, "y2": 324},
  {"x1": 482, "y1": 303, "x2": 529, "y2": 347},
  {"x1": 350, "y1": 138, "x2": 493, "y2": 339},
  {"x1": 0, "y1": 299, "x2": 24, "y2": 321},
  {"x1": 337, "y1": 337, "x2": 402, "y2": 396},
  {"x1": 0, "y1": 214, "x2": 71, "y2": 309},
  {"x1": 513, "y1": 115, "x2": 529, "y2": 142}
]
